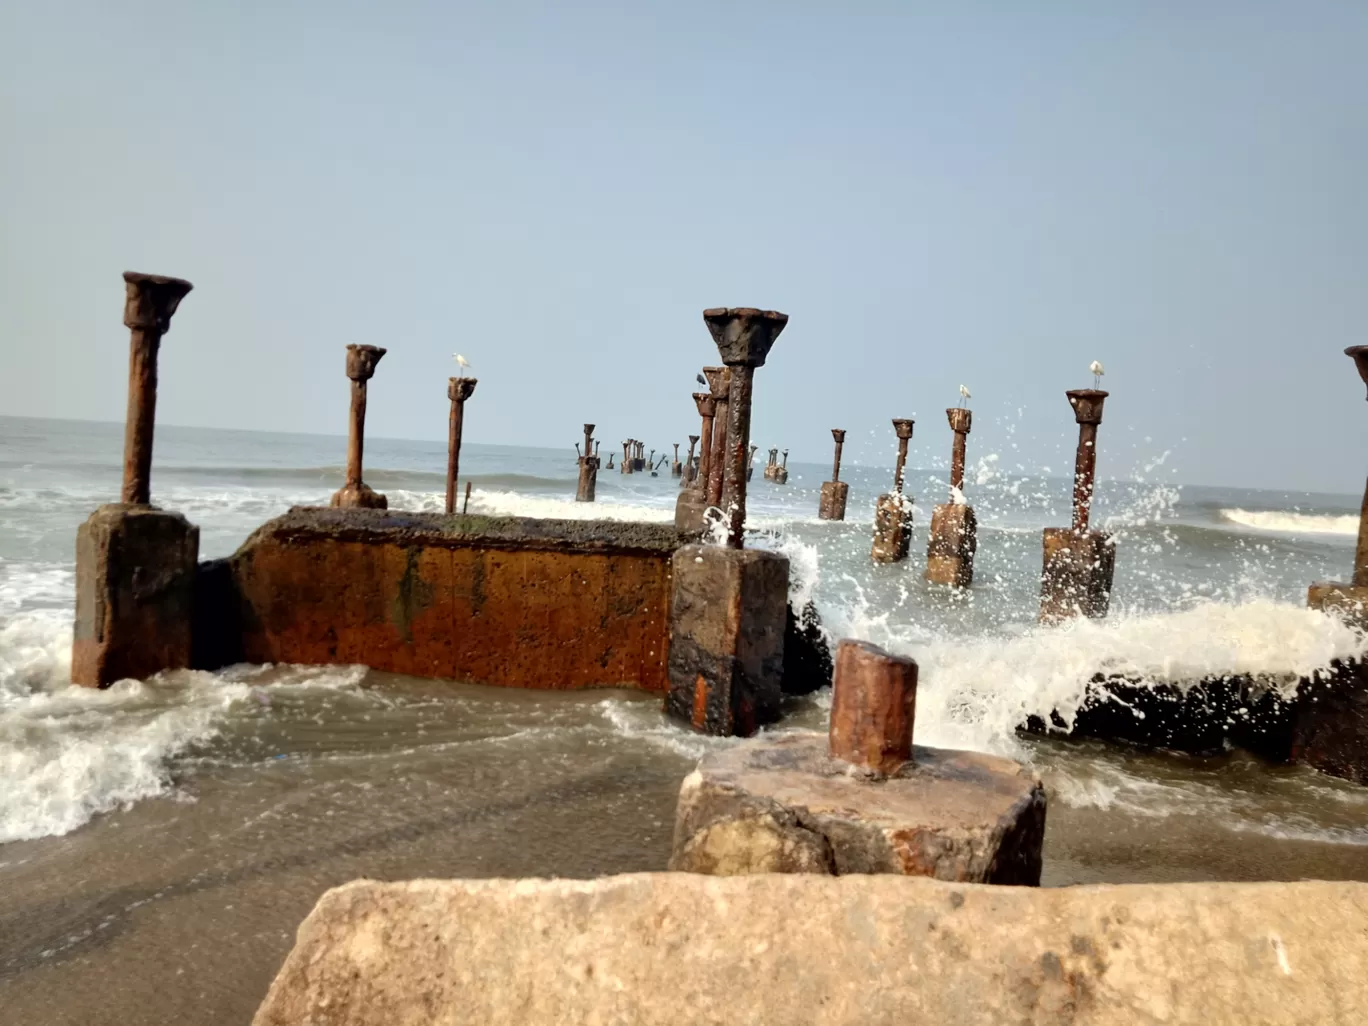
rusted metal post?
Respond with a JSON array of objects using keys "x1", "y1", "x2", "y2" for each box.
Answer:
[
  {"x1": 444, "y1": 377, "x2": 478, "y2": 514},
  {"x1": 621, "y1": 440, "x2": 632, "y2": 474},
  {"x1": 682, "y1": 435, "x2": 699, "y2": 486},
  {"x1": 746, "y1": 444, "x2": 758, "y2": 482},
  {"x1": 674, "y1": 395, "x2": 717, "y2": 530},
  {"x1": 774, "y1": 448, "x2": 789, "y2": 485},
  {"x1": 671, "y1": 443, "x2": 682, "y2": 478},
  {"x1": 871, "y1": 419, "x2": 915, "y2": 563},
  {"x1": 705, "y1": 307, "x2": 789, "y2": 549},
  {"x1": 576, "y1": 423, "x2": 599, "y2": 502},
  {"x1": 926, "y1": 408, "x2": 978, "y2": 587},
  {"x1": 703, "y1": 366, "x2": 731, "y2": 507},
  {"x1": 1307, "y1": 346, "x2": 1368, "y2": 626},
  {"x1": 1068, "y1": 389, "x2": 1107, "y2": 532},
  {"x1": 819, "y1": 429, "x2": 849, "y2": 520},
  {"x1": 829, "y1": 640, "x2": 918, "y2": 777},
  {"x1": 1346, "y1": 346, "x2": 1368, "y2": 587},
  {"x1": 119, "y1": 272, "x2": 193, "y2": 505},
  {"x1": 694, "y1": 394, "x2": 717, "y2": 488},
  {"x1": 331, "y1": 344, "x2": 389, "y2": 509}
]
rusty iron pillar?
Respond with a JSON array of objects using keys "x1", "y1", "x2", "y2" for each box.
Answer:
[
  {"x1": 633, "y1": 441, "x2": 646, "y2": 472},
  {"x1": 330, "y1": 345, "x2": 389, "y2": 509},
  {"x1": 774, "y1": 448, "x2": 789, "y2": 485},
  {"x1": 621, "y1": 440, "x2": 632, "y2": 474},
  {"x1": 703, "y1": 366, "x2": 731, "y2": 508},
  {"x1": 926, "y1": 407, "x2": 978, "y2": 587},
  {"x1": 819, "y1": 429, "x2": 849, "y2": 520},
  {"x1": 871, "y1": 419, "x2": 915, "y2": 563},
  {"x1": 682, "y1": 435, "x2": 700, "y2": 486},
  {"x1": 705, "y1": 307, "x2": 789, "y2": 548},
  {"x1": 671, "y1": 443, "x2": 683, "y2": 478},
  {"x1": 746, "y1": 444, "x2": 759, "y2": 482},
  {"x1": 120, "y1": 272, "x2": 194, "y2": 505},
  {"x1": 829, "y1": 640, "x2": 918, "y2": 777},
  {"x1": 1307, "y1": 346, "x2": 1368, "y2": 624},
  {"x1": 1039, "y1": 389, "x2": 1114, "y2": 623},
  {"x1": 575, "y1": 423, "x2": 599, "y2": 502},
  {"x1": 763, "y1": 447, "x2": 778, "y2": 481},
  {"x1": 675, "y1": 393, "x2": 717, "y2": 531},
  {"x1": 443, "y1": 377, "x2": 478, "y2": 514}
]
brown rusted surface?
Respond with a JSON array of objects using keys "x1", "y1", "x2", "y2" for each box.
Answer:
[
  {"x1": 705, "y1": 308, "x2": 788, "y2": 549},
  {"x1": 445, "y1": 377, "x2": 478, "y2": 513},
  {"x1": 575, "y1": 423, "x2": 599, "y2": 502},
  {"x1": 891, "y1": 418, "x2": 915, "y2": 494},
  {"x1": 703, "y1": 367, "x2": 731, "y2": 507},
  {"x1": 774, "y1": 449, "x2": 789, "y2": 485},
  {"x1": 946, "y1": 407, "x2": 972, "y2": 493},
  {"x1": 73, "y1": 504, "x2": 199, "y2": 686},
  {"x1": 828, "y1": 640, "x2": 917, "y2": 776},
  {"x1": 666, "y1": 544, "x2": 788, "y2": 736},
  {"x1": 331, "y1": 345, "x2": 389, "y2": 509},
  {"x1": 682, "y1": 435, "x2": 699, "y2": 486},
  {"x1": 1066, "y1": 389, "x2": 1107, "y2": 533},
  {"x1": 1039, "y1": 527, "x2": 1115, "y2": 623},
  {"x1": 871, "y1": 494, "x2": 913, "y2": 564},
  {"x1": 120, "y1": 271, "x2": 193, "y2": 506},
  {"x1": 818, "y1": 429, "x2": 848, "y2": 520},
  {"x1": 925, "y1": 503, "x2": 977, "y2": 588},
  {"x1": 209, "y1": 508, "x2": 682, "y2": 692},
  {"x1": 671, "y1": 442, "x2": 682, "y2": 478}
]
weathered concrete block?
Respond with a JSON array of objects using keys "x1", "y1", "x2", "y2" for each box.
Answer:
[
  {"x1": 329, "y1": 483, "x2": 387, "y2": 509},
  {"x1": 1039, "y1": 527, "x2": 1115, "y2": 623},
  {"x1": 674, "y1": 487, "x2": 708, "y2": 533},
  {"x1": 817, "y1": 479, "x2": 848, "y2": 520},
  {"x1": 781, "y1": 600, "x2": 833, "y2": 696},
  {"x1": 72, "y1": 504, "x2": 199, "y2": 687},
  {"x1": 254, "y1": 873, "x2": 1368, "y2": 1026},
  {"x1": 925, "y1": 501, "x2": 977, "y2": 587},
  {"x1": 669, "y1": 733, "x2": 1045, "y2": 883},
  {"x1": 666, "y1": 545, "x2": 788, "y2": 736},
  {"x1": 1307, "y1": 581, "x2": 1368, "y2": 629},
  {"x1": 1290, "y1": 660, "x2": 1368, "y2": 785},
  {"x1": 870, "y1": 492, "x2": 912, "y2": 563}
]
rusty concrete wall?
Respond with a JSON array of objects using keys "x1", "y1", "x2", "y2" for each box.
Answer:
[{"x1": 197, "y1": 508, "x2": 683, "y2": 692}]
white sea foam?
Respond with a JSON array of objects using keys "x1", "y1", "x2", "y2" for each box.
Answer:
[
  {"x1": 1220, "y1": 508, "x2": 1358, "y2": 536},
  {"x1": 389, "y1": 488, "x2": 676, "y2": 523}
]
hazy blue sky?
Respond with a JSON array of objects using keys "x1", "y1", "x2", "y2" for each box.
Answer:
[{"x1": 3, "y1": 2, "x2": 1365, "y2": 491}]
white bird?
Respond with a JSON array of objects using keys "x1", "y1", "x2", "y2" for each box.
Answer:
[
  {"x1": 958, "y1": 384, "x2": 971, "y2": 406},
  {"x1": 1090, "y1": 360, "x2": 1104, "y2": 387},
  {"x1": 453, "y1": 353, "x2": 471, "y2": 373}
]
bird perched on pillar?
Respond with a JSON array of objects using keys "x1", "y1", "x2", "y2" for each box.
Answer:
[
  {"x1": 1090, "y1": 360, "x2": 1104, "y2": 388},
  {"x1": 453, "y1": 353, "x2": 472, "y2": 373},
  {"x1": 958, "y1": 384, "x2": 971, "y2": 406}
]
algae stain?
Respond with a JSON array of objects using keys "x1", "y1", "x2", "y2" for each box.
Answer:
[{"x1": 392, "y1": 548, "x2": 435, "y2": 644}]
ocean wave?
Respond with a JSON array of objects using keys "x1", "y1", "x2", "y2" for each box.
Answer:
[{"x1": 1220, "y1": 508, "x2": 1358, "y2": 536}]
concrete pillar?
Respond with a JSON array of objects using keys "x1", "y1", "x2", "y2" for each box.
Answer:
[
  {"x1": 818, "y1": 429, "x2": 849, "y2": 520},
  {"x1": 774, "y1": 449, "x2": 789, "y2": 485},
  {"x1": 702, "y1": 366, "x2": 731, "y2": 508},
  {"x1": 444, "y1": 377, "x2": 477, "y2": 513},
  {"x1": 925, "y1": 407, "x2": 977, "y2": 587},
  {"x1": 73, "y1": 271, "x2": 199, "y2": 687},
  {"x1": 763, "y1": 448, "x2": 779, "y2": 481},
  {"x1": 330, "y1": 345, "x2": 389, "y2": 509},
  {"x1": 621, "y1": 440, "x2": 632, "y2": 474},
  {"x1": 681, "y1": 435, "x2": 699, "y2": 486},
  {"x1": 1039, "y1": 389, "x2": 1114, "y2": 623},
  {"x1": 666, "y1": 544, "x2": 789, "y2": 736},
  {"x1": 871, "y1": 419, "x2": 915, "y2": 564},
  {"x1": 1308, "y1": 346, "x2": 1368, "y2": 625},
  {"x1": 829, "y1": 640, "x2": 916, "y2": 777},
  {"x1": 706, "y1": 307, "x2": 789, "y2": 548},
  {"x1": 671, "y1": 443, "x2": 682, "y2": 478},
  {"x1": 674, "y1": 393, "x2": 716, "y2": 531},
  {"x1": 575, "y1": 423, "x2": 599, "y2": 502},
  {"x1": 633, "y1": 441, "x2": 646, "y2": 472},
  {"x1": 746, "y1": 444, "x2": 758, "y2": 482}
]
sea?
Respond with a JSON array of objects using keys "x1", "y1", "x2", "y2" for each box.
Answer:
[{"x1": 3, "y1": 414, "x2": 1368, "y2": 1024}]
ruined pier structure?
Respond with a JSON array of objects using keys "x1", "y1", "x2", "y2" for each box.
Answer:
[
  {"x1": 1039, "y1": 388, "x2": 1115, "y2": 622},
  {"x1": 1309, "y1": 346, "x2": 1368, "y2": 624},
  {"x1": 870, "y1": 419, "x2": 915, "y2": 563},
  {"x1": 574, "y1": 424, "x2": 599, "y2": 502},
  {"x1": 817, "y1": 429, "x2": 848, "y2": 520},
  {"x1": 72, "y1": 283, "x2": 820, "y2": 736},
  {"x1": 925, "y1": 406, "x2": 977, "y2": 587}
]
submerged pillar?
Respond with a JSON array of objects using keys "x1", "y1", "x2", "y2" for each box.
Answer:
[
  {"x1": 871, "y1": 419, "x2": 915, "y2": 564},
  {"x1": 925, "y1": 407, "x2": 978, "y2": 587},
  {"x1": 682, "y1": 435, "x2": 699, "y2": 486},
  {"x1": 675, "y1": 393, "x2": 716, "y2": 531},
  {"x1": 707, "y1": 307, "x2": 789, "y2": 548},
  {"x1": 1039, "y1": 388, "x2": 1115, "y2": 623},
  {"x1": 774, "y1": 449, "x2": 789, "y2": 485},
  {"x1": 444, "y1": 376, "x2": 478, "y2": 514},
  {"x1": 703, "y1": 366, "x2": 731, "y2": 509},
  {"x1": 746, "y1": 444, "x2": 758, "y2": 482},
  {"x1": 331, "y1": 345, "x2": 389, "y2": 509},
  {"x1": 1308, "y1": 346, "x2": 1368, "y2": 622},
  {"x1": 763, "y1": 448, "x2": 778, "y2": 481},
  {"x1": 671, "y1": 443, "x2": 682, "y2": 478},
  {"x1": 575, "y1": 423, "x2": 599, "y2": 502},
  {"x1": 73, "y1": 271, "x2": 199, "y2": 687},
  {"x1": 818, "y1": 429, "x2": 849, "y2": 520},
  {"x1": 670, "y1": 638, "x2": 1045, "y2": 881},
  {"x1": 621, "y1": 440, "x2": 632, "y2": 474}
]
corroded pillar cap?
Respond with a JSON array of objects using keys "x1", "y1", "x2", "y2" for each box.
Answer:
[
  {"x1": 832, "y1": 428, "x2": 846, "y2": 443},
  {"x1": 346, "y1": 344, "x2": 387, "y2": 381},
  {"x1": 946, "y1": 408, "x2": 972, "y2": 434},
  {"x1": 1347, "y1": 346, "x2": 1368, "y2": 400},
  {"x1": 703, "y1": 365, "x2": 732, "y2": 399},
  {"x1": 1067, "y1": 389, "x2": 1108, "y2": 425},
  {"x1": 448, "y1": 376, "x2": 477, "y2": 402},
  {"x1": 703, "y1": 308, "x2": 789, "y2": 367},
  {"x1": 123, "y1": 271, "x2": 193, "y2": 333},
  {"x1": 892, "y1": 418, "x2": 915, "y2": 441},
  {"x1": 693, "y1": 392, "x2": 717, "y2": 417}
]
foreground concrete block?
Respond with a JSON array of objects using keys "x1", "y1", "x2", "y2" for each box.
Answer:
[
  {"x1": 818, "y1": 479, "x2": 848, "y2": 520},
  {"x1": 72, "y1": 504, "x2": 199, "y2": 687},
  {"x1": 1290, "y1": 660, "x2": 1368, "y2": 785},
  {"x1": 254, "y1": 873, "x2": 1368, "y2": 1026},
  {"x1": 666, "y1": 545, "x2": 787, "y2": 736},
  {"x1": 1040, "y1": 527, "x2": 1115, "y2": 623},
  {"x1": 674, "y1": 486, "x2": 709, "y2": 533},
  {"x1": 669, "y1": 733, "x2": 1044, "y2": 883},
  {"x1": 925, "y1": 501, "x2": 977, "y2": 587},
  {"x1": 870, "y1": 492, "x2": 912, "y2": 563}
]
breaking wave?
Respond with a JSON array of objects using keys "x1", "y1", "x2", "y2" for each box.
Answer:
[{"x1": 1220, "y1": 508, "x2": 1359, "y2": 536}]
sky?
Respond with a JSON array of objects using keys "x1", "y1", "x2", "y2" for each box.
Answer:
[{"x1": 2, "y1": 1, "x2": 1366, "y2": 492}]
